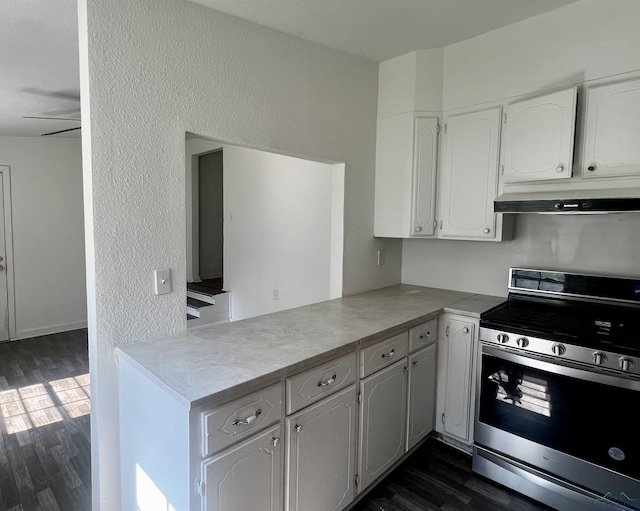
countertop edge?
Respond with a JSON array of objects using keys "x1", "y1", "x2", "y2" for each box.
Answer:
[{"x1": 118, "y1": 286, "x2": 505, "y2": 410}]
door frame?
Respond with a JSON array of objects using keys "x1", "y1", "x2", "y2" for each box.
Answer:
[{"x1": 0, "y1": 166, "x2": 17, "y2": 340}]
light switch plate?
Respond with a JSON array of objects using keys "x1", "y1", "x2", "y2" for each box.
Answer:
[{"x1": 154, "y1": 269, "x2": 171, "y2": 295}]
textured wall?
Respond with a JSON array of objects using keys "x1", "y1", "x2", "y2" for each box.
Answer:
[
  {"x1": 79, "y1": 0, "x2": 397, "y2": 507},
  {"x1": 403, "y1": 0, "x2": 640, "y2": 296},
  {"x1": 0, "y1": 136, "x2": 86, "y2": 338}
]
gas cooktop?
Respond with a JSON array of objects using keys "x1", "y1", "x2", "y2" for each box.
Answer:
[{"x1": 480, "y1": 268, "x2": 640, "y2": 374}]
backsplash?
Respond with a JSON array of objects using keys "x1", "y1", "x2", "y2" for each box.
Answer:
[{"x1": 401, "y1": 213, "x2": 640, "y2": 296}]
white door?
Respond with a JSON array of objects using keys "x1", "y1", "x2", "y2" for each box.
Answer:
[
  {"x1": 439, "y1": 107, "x2": 501, "y2": 239},
  {"x1": 582, "y1": 77, "x2": 640, "y2": 178},
  {"x1": 358, "y1": 359, "x2": 407, "y2": 492},
  {"x1": 0, "y1": 170, "x2": 9, "y2": 341},
  {"x1": 202, "y1": 424, "x2": 283, "y2": 511},
  {"x1": 503, "y1": 87, "x2": 577, "y2": 183},
  {"x1": 406, "y1": 344, "x2": 436, "y2": 450},
  {"x1": 286, "y1": 386, "x2": 357, "y2": 511}
]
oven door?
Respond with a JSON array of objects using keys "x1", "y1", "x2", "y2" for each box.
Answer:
[{"x1": 474, "y1": 344, "x2": 640, "y2": 506}]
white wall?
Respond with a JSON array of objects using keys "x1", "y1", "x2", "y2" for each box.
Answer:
[
  {"x1": 224, "y1": 144, "x2": 343, "y2": 320},
  {"x1": 402, "y1": 0, "x2": 640, "y2": 295},
  {"x1": 79, "y1": 0, "x2": 399, "y2": 507},
  {"x1": 0, "y1": 136, "x2": 86, "y2": 338}
]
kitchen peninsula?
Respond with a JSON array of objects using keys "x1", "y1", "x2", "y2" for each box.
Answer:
[{"x1": 117, "y1": 284, "x2": 503, "y2": 511}]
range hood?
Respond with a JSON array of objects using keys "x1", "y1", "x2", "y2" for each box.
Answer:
[{"x1": 494, "y1": 188, "x2": 640, "y2": 214}]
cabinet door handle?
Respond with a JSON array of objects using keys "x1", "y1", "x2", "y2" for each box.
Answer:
[
  {"x1": 415, "y1": 226, "x2": 423, "y2": 232},
  {"x1": 271, "y1": 437, "x2": 280, "y2": 447},
  {"x1": 588, "y1": 163, "x2": 596, "y2": 172},
  {"x1": 295, "y1": 424, "x2": 303, "y2": 433},
  {"x1": 381, "y1": 349, "x2": 396, "y2": 359},
  {"x1": 483, "y1": 228, "x2": 490, "y2": 234},
  {"x1": 317, "y1": 375, "x2": 337, "y2": 387},
  {"x1": 412, "y1": 360, "x2": 418, "y2": 367},
  {"x1": 232, "y1": 408, "x2": 262, "y2": 426},
  {"x1": 462, "y1": 327, "x2": 469, "y2": 334},
  {"x1": 556, "y1": 164, "x2": 564, "y2": 173}
]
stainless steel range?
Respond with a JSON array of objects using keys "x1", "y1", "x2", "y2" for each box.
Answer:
[{"x1": 473, "y1": 268, "x2": 640, "y2": 511}]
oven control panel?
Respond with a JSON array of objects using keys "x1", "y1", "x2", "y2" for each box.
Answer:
[{"x1": 479, "y1": 327, "x2": 640, "y2": 377}]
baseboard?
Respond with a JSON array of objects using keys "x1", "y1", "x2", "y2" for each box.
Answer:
[{"x1": 13, "y1": 320, "x2": 88, "y2": 341}]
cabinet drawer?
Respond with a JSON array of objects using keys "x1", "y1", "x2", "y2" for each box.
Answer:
[
  {"x1": 409, "y1": 319, "x2": 437, "y2": 352},
  {"x1": 201, "y1": 383, "x2": 282, "y2": 457},
  {"x1": 286, "y1": 353, "x2": 356, "y2": 415},
  {"x1": 360, "y1": 332, "x2": 408, "y2": 378}
]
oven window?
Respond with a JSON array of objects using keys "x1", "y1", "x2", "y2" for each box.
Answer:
[{"x1": 478, "y1": 353, "x2": 640, "y2": 480}]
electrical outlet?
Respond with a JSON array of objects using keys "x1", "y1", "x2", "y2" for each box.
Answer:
[
  {"x1": 377, "y1": 249, "x2": 385, "y2": 266},
  {"x1": 154, "y1": 269, "x2": 171, "y2": 295},
  {"x1": 273, "y1": 289, "x2": 279, "y2": 301}
]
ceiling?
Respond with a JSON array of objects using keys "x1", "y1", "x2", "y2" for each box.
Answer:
[
  {"x1": 1, "y1": 0, "x2": 579, "y2": 137},
  {"x1": 190, "y1": 0, "x2": 580, "y2": 62}
]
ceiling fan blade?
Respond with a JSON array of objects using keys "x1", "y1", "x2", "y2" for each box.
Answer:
[
  {"x1": 42, "y1": 107, "x2": 82, "y2": 117},
  {"x1": 24, "y1": 116, "x2": 81, "y2": 122},
  {"x1": 22, "y1": 87, "x2": 80, "y2": 102},
  {"x1": 41, "y1": 126, "x2": 82, "y2": 136}
]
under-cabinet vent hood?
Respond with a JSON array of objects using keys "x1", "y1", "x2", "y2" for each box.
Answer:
[{"x1": 494, "y1": 188, "x2": 640, "y2": 214}]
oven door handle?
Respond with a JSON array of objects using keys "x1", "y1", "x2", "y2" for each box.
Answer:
[{"x1": 480, "y1": 344, "x2": 640, "y2": 391}]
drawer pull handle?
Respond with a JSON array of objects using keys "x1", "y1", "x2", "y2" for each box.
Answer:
[
  {"x1": 419, "y1": 332, "x2": 430, "y2": 339},
  {"x1": 317, "y1": 375, "x2": 337, "y2": 387},
  {"x1": 232, "y1": 408, "x2": 262, "y2": 426},
  {"x1": 381, "y1": 349, "x2": 396, "y2": 359}
]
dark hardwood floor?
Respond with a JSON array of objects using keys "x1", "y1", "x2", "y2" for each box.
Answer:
[
  {"x1": 0, "y1": 329, "x2": 90, "y2": 511},
  {"x1": 352, "y1": 437, "x2": 555, "y2": 511}
]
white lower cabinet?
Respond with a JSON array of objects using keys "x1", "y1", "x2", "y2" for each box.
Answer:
[
  {"x1": 286, "y1": 386, "x2": 357, "y2": 511},
  {"x1": 358, "y1": 358, "x2": 408, "y2": 492},
  {"x1": 201, "y1": 424, "x2": 283, "y2": 511},
  {"x1": 406, "y1": 343, "x2": 437, "y2": 451},
  {"x1": 436, "y1": 314, "x2": 477, "y2": 446}
]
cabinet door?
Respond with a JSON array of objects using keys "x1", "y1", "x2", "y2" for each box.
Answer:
[
  {"x1": 441, "y1": 319, "x2": 475, "y2": 443},
  {"x1": 373, "y1": 114, "x2": 438, "y2": 238},
  {"x1": 406, "y1": 343, "x2": 436, "y2": 451},
  {"x1": 503, "y1": 87, "x2": 576, "y2": 183},
  {"x1": 202, "y1": 424, "x2": 283, "y2": 511},
  {"x1": 358, "y1": 359, "x2": 407, "y2": 492},
  {"x1": 411, "y1": 117, "x2": 439, "y2": 237},
  {"x1": 583, "y1": 78, "x2": 640, "y2": 178},
  {"x1": 439, "y1": 107, "x2": 501, "y2": 239},
  {"x1": 286, "y1": 386, "x2": 357, "y2": 511}
]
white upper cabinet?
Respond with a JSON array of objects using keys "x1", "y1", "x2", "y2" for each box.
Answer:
[
  {"x1": 412, "y1": 117, "x2": 439, "y2": 236},
  {"x1": 439, "y1": 107, "x2": 502, "y2": 239},
  {"x1": 502, "y1": 87, "x2": 577, "y2": 183},
  {"x1": 374, "y1": 113, "x2": 438, "y2": 238},
  {"x1": 582, "y1": 77, "x2": 640, "y2": 179}
]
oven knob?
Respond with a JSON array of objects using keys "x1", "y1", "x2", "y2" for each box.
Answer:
[
  {"x1": 496, "y1": 334, "x2": 509, "y2": 344},
  {"x1": 552, "y1": 344, "x2": 566, "y2": 356},
  {"x1": 516, "y1": 337, "x2": 529, "y2": 348},
  {"x1": 619, "y1": 357, "x2": 635, "y2": 372},
  {"x1": 592, "y1": 352, "x2": 607, "y2": 365}
]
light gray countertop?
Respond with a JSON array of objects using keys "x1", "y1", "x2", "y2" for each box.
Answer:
[{"x1": 117, "y1": 284, "x2": 504, "y2": 410}]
